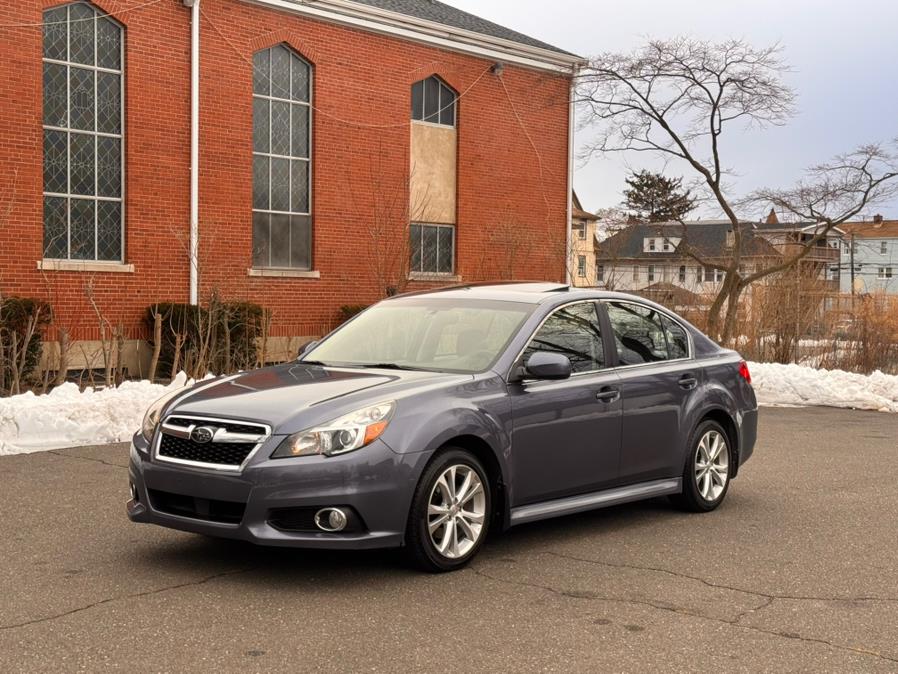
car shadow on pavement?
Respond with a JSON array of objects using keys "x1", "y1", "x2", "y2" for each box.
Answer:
[{"x1": 132, "y1": 495, "x2": 715, "y2": 584}]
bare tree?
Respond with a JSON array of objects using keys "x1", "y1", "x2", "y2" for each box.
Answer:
[{"x1": 577, "y1": 37, "x2": 898, "y2": 341}]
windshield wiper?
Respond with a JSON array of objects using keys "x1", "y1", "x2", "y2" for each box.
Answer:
[{"x1": 356, "y1": 362, "x2": 420, "y2": 371}]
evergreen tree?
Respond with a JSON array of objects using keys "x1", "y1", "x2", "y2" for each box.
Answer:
[{"x1": 622, "y1": 170, "x2": 696, "y2": 223}]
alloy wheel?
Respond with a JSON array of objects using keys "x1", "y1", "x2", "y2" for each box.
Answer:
[
  {"x1": 427, "y1": 464, "x2": 486, "y2": 559},
  {"x1": 695, "y1": 430, "x2": 729, "y2": 501}
]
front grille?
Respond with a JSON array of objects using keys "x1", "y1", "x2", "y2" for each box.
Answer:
[
  {"x1": 158, "y1": 434, "x2": 256, "y2": 467},
  {"x1": 148, "y1": 488, "x2": 246, "y2": 524},
  {"x1": 156, "y1": 416, "x2": 269, "y2": 469}
]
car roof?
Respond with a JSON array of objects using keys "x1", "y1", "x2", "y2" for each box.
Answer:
[{"x1": 389, "y1": 282, "x2": 658, "y2": 306}]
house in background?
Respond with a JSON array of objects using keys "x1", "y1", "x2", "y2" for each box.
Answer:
[
  {"x1": 0, "y1": 0, "x2": 583, "y2": 373},
  {"x1": 594, "y1": 221, "x2": 782, "y2": 298},
  {"x1": 570, "y1": 191, "x2": 600, "y2": 286},
  {"x1": 839, "y1": 215, "x2": 898, "y2": 294}
]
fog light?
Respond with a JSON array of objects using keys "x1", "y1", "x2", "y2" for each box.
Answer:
[{"x1": 314, "y1": 507, "x2": 347, "y2": 532}]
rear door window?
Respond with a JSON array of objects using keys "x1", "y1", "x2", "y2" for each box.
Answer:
[
  {"x1": 661, "y1": 315, "x2": 690, "y2": 360},
  {"x1": 605, "y1": 302, "x2": 669, "y2": 365}
]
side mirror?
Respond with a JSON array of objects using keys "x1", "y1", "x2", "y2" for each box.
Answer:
[
  {"x1": 524, "y1": 352, "x2": 572, "y2": 380},
  {"x1": 297, "y1": 340, "x2": 318, "y2": 359}
]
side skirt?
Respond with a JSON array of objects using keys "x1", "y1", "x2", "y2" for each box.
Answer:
[{"x1": 509, "y1": 478, "x2": 682, "y2": 526}]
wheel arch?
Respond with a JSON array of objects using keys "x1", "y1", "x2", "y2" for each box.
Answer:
[
  {"x1": 696, "y1": 407, "x2": 741, "y2": 477},
  {"x1": 431, "y1": 434, "x2": 510, "y2": 532}
]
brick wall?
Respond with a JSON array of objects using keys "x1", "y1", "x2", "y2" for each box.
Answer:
[{"x1": 0, "y1": 0, "x2": 571, "y2": 342}]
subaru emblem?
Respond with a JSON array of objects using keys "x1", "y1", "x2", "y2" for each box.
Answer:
[{"x1": 190, "y1": 426, "x2": 215, "y2": 444}]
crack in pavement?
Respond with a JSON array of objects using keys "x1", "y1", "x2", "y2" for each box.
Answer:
[
  {"x1": 47, "y1": 449, "x2": 128, "y2": 470},
  {"x1": 0, "y1": 567, "x2": 255, "y2": 632},
  {"x1": 544, "y1": 550, "x2": 898, "y2": 604},
  {"x1": 468, "y1": 566, "x2": 898, "y2": 665}
]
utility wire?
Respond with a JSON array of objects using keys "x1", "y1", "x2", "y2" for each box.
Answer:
[
  {"x1": 0, "y1": 0, "x2": 165, "y2": 28},
  {"x1": 202, "y1": 6, "x2": 492, "y2": 131}
]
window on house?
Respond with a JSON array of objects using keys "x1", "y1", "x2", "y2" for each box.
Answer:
[
  {"x1": 648, "y1": 238, "x2": 656, "y2": 251},
  {"x1": 678, "y1": 265, "x2": 686, "y2": 283},
  {"x1": 662, "y1": 239, "x2": 671, "y2": 251},
  {"x1": 577, "y1": 255, "x2": 587, "y2": 277},
  {"x1": 252, "y1": 44, "x2": 312, "y2": 269},
  {"x1": 881, "y1": 241, "x2": 888, "y2": 255},
  {"x1": 696, "y1": 266, "x2": 703, "y2": 283},
  {"x1": 632, "y1": 265, "x2": 639, "y2": 282},
  {"x1": 878, "y1": 267, "x2": 893, "y2": 280},
  {"x1": 596, "y1": 264, "x2": 605, "y2": 283},
  {"x1": 572, "y1": 223, "x2": 585, "y2": 240},
  {"x1": 647, "y1": 264, "x2": 655, "y2": 282},
  {"x1": 411, "y1": 76, "x2": 457, "y2": 126},
  {"x1": 410, "y1": 223, "x2": 455, "y2": 274},
  {"x1": 42, "y1": 2, "x2": 124, "y2": 261}
]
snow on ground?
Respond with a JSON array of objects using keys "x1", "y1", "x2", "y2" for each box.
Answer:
[
  {"x1": 0, "y1": 373, "x2": 194, "y2": 456},
  {"x1": 0, "y1": 363, "x2": 896, "y2": 456},
  {"x1": 749, "y1": 362, "x2": 898, "y2": 413}
]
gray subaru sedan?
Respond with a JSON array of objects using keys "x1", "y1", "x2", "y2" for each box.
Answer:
[{"x1": 128, "y1": 283, "x2": 757, "y2": 572}]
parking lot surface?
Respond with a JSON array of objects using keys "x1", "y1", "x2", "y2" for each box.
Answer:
[{"x1": 1, "y1": 406, "x2": 897, "y2": 672}]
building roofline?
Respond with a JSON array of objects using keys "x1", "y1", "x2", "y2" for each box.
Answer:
[{"x1": 240, "y1": 0, "x2": 586, "y2": 73}]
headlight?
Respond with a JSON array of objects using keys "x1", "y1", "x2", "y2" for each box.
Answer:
[
  {"x1": 140, "y1": 388, "x2": 185, "y2": 442},
  {"x1": 272, "y1": 401, "x2": 395, "y2": 458}
]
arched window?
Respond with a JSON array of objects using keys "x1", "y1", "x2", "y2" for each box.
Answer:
[
  {"x1": 411, "y1": 76, "x2": 456, "y2": 126},
  {"x1": 42, "y1": 2, "x2": 124, "y2": 261},
  {"x1": 252, "y1": 45, "x2": 312, "y2": 269}
]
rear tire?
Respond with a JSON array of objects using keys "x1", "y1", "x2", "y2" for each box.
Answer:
[
  {"x1": 671, "y1": 419, "x2": 732, "y2": 512},
  {"x1": 405, "y1": 448, "x2": 491, "y2": 573}
]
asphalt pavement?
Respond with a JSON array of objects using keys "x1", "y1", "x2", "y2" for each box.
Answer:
[{"x1": 1, "y1": 406, "x2": 897, "y2": 672}]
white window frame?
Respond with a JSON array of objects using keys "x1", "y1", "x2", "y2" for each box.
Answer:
[
  {"x1": 881, "y1": 241, "x2": 888, "y2": 255},
  {"x1": 577, "y1": 255, "x2": 586, "y2": 277},
  {"x1": 42, "y1": 1, "x2": 125, "y2": 263},
  {"x1": 878, "y1": 267, "x2": 893, "y2": 280},
  {"x1": 647, "y1": 264, "x2": 655, "y2": 282}
]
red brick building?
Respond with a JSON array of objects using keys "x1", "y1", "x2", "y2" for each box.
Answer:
[{"x1": 0, "y1": 0, "x2": 581, "y2": 367}]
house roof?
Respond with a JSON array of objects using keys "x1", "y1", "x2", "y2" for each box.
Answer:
[
  {"x1": 595, "y1": 222, "x2": 782, "y2": 260},
  {"x1": 840, "y1": 220, "x2": 898, "y2": 239},
  {"x1": 348, "y1": 0, "x2": 577, "y2": 56},
  {"x1": 573, "y1": 206, "x2": 599, "y2": 221}
]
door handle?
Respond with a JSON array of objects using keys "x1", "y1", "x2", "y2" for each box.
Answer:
[
  {"x1": 595, "y1": 387, "x2": 620, "y2": 403},
  {"x1": 678, "y1": 374, "x2": 698, "y2": 390}
]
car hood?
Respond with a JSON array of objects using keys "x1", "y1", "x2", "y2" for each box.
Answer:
[{"x1": 168, "y1": 362, "x2": 469, "y2": 433}]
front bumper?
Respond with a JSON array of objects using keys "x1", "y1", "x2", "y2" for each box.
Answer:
[{"x1": 127, "y1": 433, "x2": 428, "y2": 549}]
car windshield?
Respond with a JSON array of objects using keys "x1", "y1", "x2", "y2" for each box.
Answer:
[{"x1": 304, "y1": 298, "x2": 533, "y2": 373}]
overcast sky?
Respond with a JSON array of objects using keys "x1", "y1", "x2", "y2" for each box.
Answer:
[{"x1": 447, "y1": 0, "x2": 898, "y2": 218}]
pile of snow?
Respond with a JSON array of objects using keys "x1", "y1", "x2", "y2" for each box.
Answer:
[
  {"x1": 749, "y1": 362, "x2": 898, "y2": 413},
  {"x1": 0, "y1": 373, "x2": 195, "y2": 456}
]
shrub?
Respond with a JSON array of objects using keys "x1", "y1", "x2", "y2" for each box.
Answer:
[
  {"x1": 338, "y1": 304, "x2": 369, "y2": 323},
  {"x1": 0, "y1": 297, "x2": 52, "y2": 394},
  {"x1": 145, "y1": 299, "x2": 268, "y2": 379}
]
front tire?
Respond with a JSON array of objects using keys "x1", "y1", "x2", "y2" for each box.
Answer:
[
  {"x1": 405, "y1": 448, "x2": 491, "y2": 572},
  {"x1": 671, "y1": 420, "x2": 732, "y2": 512}
]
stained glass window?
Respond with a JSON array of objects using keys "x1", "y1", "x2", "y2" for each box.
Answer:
[
  {"x1": 42, "y1": 3, "x2": 124, "y2": 262},
  {"x1": 252, "y1": 45, "x2": 312, "y2": 269}
]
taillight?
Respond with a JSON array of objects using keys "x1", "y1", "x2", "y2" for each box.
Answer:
[{"x1": 738, "y1": 360, "x2": 752, "y2": 385}]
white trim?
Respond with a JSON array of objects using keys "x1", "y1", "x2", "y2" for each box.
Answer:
[
  {"x1": 188, "y1": 0, "x2": 200, "y2": 305},
  {"x1": 239, "y1": 0, "x2": 584, "y2": 73},
  {"x1": 38, "y1": 259, "x2": 135, "y2": 273},
  {"x1": 248, "y1": 268, "x2": 320, "y2": 278},
  {"x1": 565, "y1": 75, "x2": 575, "y2": 283},
  {"x1": 408, "y1": 272, "x2": 461, "y2": 282}
]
